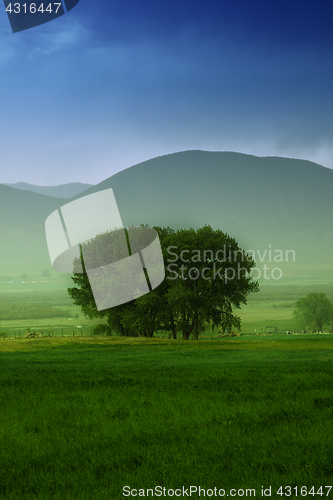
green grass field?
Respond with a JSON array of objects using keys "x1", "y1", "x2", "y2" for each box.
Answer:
[
  {"x1": 0, "y1": 336, "x2": 332, "y2": 499},
  {"x1": 0, "y1": 274, "x2": 333, "y2": 498},
  {"x1": 1, "y1": 276, "x2": 332, "y2": 337}
]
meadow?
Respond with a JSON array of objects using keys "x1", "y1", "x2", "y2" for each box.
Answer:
[
  {"x1": 0, "y1": 271, "x2": 332, "y2": 498},
  {"x1": 0, "y1": 336, "x2": 333, "y2": 499},
  {"x1": 1, "y1": 270, "x2": 333, "y2": 338}
]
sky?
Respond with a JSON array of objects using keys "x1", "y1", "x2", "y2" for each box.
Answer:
[{"x1": 0, "y1": 0, "x2": 332, "y2": 185}]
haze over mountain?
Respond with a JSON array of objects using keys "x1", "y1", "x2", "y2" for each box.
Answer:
[
  {"x1": 4, "y1": 182, "x2": 93, "y2": 199},
  {"x1": 0, "y1": 184, "x2": 66, "y2": 274},
  {"x1": 74, "y1": 151, "x2": 333, "y2": 265},
  {"x1": 1, "y1": 151, "x2": 332, "y2": 276}
]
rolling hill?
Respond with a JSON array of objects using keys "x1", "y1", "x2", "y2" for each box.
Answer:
[
  {"x1": 1, "y1": 151, "x2": 332, "y2": 277},
  {"x1": 4, "y1": 182, "x2": 93, "y2": 199},
  {"x1": 73, "y1": 151, "x2": 333, "y2": 266},
  {"x1": 0, "y1": 185, "x2": 65, "y2": 274}
]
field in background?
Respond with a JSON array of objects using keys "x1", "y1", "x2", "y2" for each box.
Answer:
[
  {"x1": 1, "y1": 267, "x2": 332, "y2": 338},
  {"x1": 1, "y1": 269, "x2": 332, "y2": 498},
  {"x1": 0, "y1": 336, "x2": 332, "y2": 499}
]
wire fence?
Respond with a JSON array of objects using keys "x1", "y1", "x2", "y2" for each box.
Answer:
[
  {"x1": 1, "y1": 327, "x2": 330, "y2": 341},
  {"x1": 0, "y1": 328, "x2": 94, "y2": 340}
]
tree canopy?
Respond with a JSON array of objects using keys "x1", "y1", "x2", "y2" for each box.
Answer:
[
  {"x1": 293, "y1": 292, "x2": 333, "y2": 332},
  {"x1": 68, "y1": 225, "x2": 259, "y2": 339}
]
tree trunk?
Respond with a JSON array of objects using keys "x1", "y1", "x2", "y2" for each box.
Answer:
[
  {"x1": 170, "y1": 314, "x2": 177, "y2": 339},
  {"x1": 192, "y1": 277, "x2": 199, "y2": 340},
  {"x1": 181, "y1": 308, "x2": 191, "y2": 340},
  {"x1": 182, "y1": 329, "x2": 191, "y2": 340},
  {"x1": 182, "y1": 321, "x2": 194, "y2": 340},
  {"x1": 192, "y1": 309, "x2": 199, "y2": 340}
]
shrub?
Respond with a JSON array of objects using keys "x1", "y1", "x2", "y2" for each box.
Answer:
[{"x1": 91, "y1": 324, "x2": 112, "y2": 336}]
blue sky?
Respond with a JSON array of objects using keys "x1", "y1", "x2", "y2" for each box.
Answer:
[{"x1": 0, "y1": 0, "x2": 332, "y2": 185}]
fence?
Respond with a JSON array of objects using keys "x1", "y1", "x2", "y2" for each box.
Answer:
[{"x1": 0, "y1": 328, "x2": 94, "y2": 340}]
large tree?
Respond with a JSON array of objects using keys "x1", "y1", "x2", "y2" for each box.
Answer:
[
  {"x1": 293, "y1": 292, "x2": 333, "y2": 332},
  {"x1": 68, "y1": 225, "x2": 259, "y2": 339},
  {"x1": 160, "y1": 225, "x2": 258, "y2": 339}
]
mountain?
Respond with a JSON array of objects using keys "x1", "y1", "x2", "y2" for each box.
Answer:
[
  {"x1": 1, "y1": 151, "x2": 333, "y2": 276},
  {"x1": 4, "y1": 182, "x2": 93, "y2": 199},
  {"x1": 0, "y1": 184, "x2": 64, "y2": 274},
  {"x1": 73, "y1": 151, "x2": 333, "y2": 266}
]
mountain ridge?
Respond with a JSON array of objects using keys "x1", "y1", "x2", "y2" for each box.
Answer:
[
  {"x1": 1, "y1": 151, "x2": 332, "y2": 274},
  {"x1": 72, "y1": 150, "x2": 333, "y2": 253},
  {"x1": 4, "y1": 181, "x2": 93, "y2": 199}
]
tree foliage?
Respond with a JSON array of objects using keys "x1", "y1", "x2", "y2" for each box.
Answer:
[
  {"x1": 68, "y1": 225, "x2": 259, "y2": 339},
  {"x1": 293, "y1": 292, "x2": 333, "y2": 332}
]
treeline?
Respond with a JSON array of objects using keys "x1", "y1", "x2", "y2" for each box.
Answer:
[
  {"x1": 68, "y1": 226, "x2": 259, "y2": 340},
  {"x1": 0, "y1": 304, "x2": 70, "y2": 320},
  {"x1": 0, "y1": 270, "x2": 52, "y2": 282}
]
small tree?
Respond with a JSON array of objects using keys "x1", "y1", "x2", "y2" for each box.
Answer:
[{"x1": 293, "y1": 293, "x2": 333, "y2": 332}]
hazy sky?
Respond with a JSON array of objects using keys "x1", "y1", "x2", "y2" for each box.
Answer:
[{"x1": 1, "y1": 0, "x2": 332, "y2": 185}]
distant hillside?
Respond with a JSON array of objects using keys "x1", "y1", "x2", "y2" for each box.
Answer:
[
  {"x1": 4, "y1": 182, "x2": 93, "y2": 199},
  {"x1": 1, "y1": 151, "x2": 333, "y2": 275},
  {"x1": 75, "y1": 151, "x2": 333, "y2": 264},
  {"x1": 0, "y1": 184, "x2": 64, "y2": 274}
]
